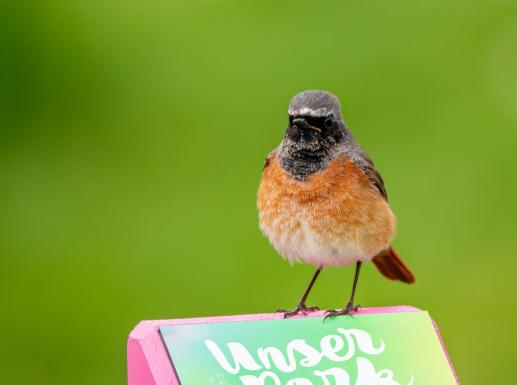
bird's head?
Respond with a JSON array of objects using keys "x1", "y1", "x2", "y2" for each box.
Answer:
[
  {"x1": 278, "y1": 90, "x2": 351, "y2": 180},
  {"x1": 284, "y1": 90, "x2": 346, "y2": 147}
]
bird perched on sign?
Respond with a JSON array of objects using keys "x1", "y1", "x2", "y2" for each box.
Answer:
[{"x1": 257, "y1": 90, "x2": 415, "y2": 318}]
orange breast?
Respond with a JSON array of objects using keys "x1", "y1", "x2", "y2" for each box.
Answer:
[{"x1": 257, "y1": 152, "x2": 396, "y2": 267}]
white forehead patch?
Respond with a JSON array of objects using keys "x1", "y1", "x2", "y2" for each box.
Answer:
[{"x1": 288, "y1": 107, "x2": 331, "y2": 117}]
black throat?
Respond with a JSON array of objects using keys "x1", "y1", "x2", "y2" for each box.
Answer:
[
  {"x1": 279, "y1": 145, "x2": 331, "y2": 181},
  {"x1": 278, "y1": 115, "x2": 346, "y2": 181},
  {"x1": 279, "y1": 130, "x2": 346, "y2": 181}
]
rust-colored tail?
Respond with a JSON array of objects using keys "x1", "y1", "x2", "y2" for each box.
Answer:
[{"x1": 372, "y1": 246, "x2": 415, "y2": 284}]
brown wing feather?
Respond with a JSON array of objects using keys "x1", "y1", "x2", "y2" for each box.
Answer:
[
  {"x1": 345, "y1": 147, "x2": 388, "y2": 201},
  {"x1": 366, "y1": 166, "x2": 388, "y2": 201},
  {"x1": 262, "y1": 150, "x2": 276, "y2": 171}
]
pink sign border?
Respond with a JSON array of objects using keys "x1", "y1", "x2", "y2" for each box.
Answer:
[{"x1": 127, "y1": 306, "x2": 460, "y2": 385}]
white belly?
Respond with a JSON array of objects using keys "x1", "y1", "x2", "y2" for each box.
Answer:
[{"x1": 262, "y1": 215, "x2": 388, "y2": 268}]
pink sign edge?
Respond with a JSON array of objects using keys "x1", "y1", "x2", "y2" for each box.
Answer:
[{"x1": 127, "y1": 306, "x2": 460, "y2": 385}]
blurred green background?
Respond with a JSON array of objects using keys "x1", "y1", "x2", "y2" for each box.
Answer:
[{"x1": 1, "y1": 0, "x2": 516, "y2": 384}]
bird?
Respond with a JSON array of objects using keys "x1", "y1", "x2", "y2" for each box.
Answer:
[{"x1": 257, "y1": 90, "x2": 415, "y2": 318}]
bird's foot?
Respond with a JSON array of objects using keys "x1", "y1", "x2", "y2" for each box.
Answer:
[
  {"x1": 324, "y1": 302, "x2": 361, "y2": 320},
  {"x1": 276, "y1": 303, "x2": 320, "y2": 319}
]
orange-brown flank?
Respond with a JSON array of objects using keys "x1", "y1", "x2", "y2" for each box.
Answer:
[{"x1": 257, "y1": 153, "x2": 396, "y2": 267}]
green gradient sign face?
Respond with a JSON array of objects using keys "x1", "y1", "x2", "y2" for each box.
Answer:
[{"x1": 160, "y1": 311, "x2": 456, "y2": 385}]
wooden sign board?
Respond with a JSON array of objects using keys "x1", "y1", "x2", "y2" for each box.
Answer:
[{"x1": 127, "y1": 306, "x2": 460, "y2": 385}]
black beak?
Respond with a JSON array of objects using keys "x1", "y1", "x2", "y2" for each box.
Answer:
[{"x1": 292, "y1": 118, "x2": 321, "y2": 132}]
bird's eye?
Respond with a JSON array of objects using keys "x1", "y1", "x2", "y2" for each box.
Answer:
[{"x1": 324, "y1": 118, "x2": 333, "y2": 128}]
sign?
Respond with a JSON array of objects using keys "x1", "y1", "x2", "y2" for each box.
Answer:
[{"x1": 159, "y1": 310, "x2": 457, "y2": 385}]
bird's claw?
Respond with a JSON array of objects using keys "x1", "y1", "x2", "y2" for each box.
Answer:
[
  {"x1": 277, "y1": 304, "x2": 320, "y2": 319},
  {"x1": 324, "y1": 303, "x2": 361, "y2": 320}
]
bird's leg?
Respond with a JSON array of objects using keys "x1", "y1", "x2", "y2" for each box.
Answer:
[
  {"x1": 278, "y1": 267, "x2": 322, "y2": 318},
  {"x1": 325, "y1": 261, "x2": 362, "y2": 319}
]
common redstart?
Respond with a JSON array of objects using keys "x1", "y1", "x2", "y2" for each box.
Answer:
[{"x1": 257, "y1": 90, "x2": 415, "y2": 318}]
